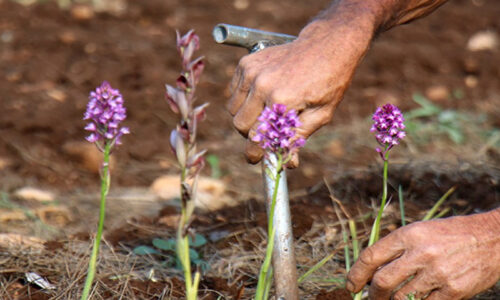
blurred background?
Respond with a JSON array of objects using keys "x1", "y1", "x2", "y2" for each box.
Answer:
[{"x1": 0, "y1": 0, "x2": 499, "y2": 298}]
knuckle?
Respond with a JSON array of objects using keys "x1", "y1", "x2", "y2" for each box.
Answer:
[
  {"x1": 432, "y1": 264, "x2": 449, "y2": 281},
  {"x1": 238, "y1": 55, "x2": 252, "y2": 69},
  {"x1": 371, "y1": 272, "x2": 392, "y2": 291},
  {"x1": 445, "y1": 281, "x2": 463, "y2": 296},
  {"x1": 421, "y1": 245, "x2": 440, "y2": 261},
  {"x1": 253, "y1": 74, "x2": 271, "y2": 92},
  {"x1": 358, "y1": 247, "x2": 375, "y2": 266}
]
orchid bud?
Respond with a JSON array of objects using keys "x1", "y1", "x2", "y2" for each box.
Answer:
[{"x1": 165, "y1": 84, "x2": 180, "y2": 114}]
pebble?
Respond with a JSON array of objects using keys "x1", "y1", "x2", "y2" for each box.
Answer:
[
  {"x1": 70, "y1": 5, "x2": 95, "y2": 21},
  {"x1": 425, "y1": 85, "x2": 449, "y2": 102},
  {"x1": 465, "y1": 76, "x2": 478, "y2": 88},
  {"x1": 14, "y1": 187, "x2": 55, "y2": 202},
  {"x1": 467, "y1": 30, "x2": 498, "y2": 51}
]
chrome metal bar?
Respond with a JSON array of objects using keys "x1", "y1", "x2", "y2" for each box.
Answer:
[
  {"x1": 212, "y1": 23, "x2": 296, "y2": 52},
  {"x1": 212, "y1": 23, "x2": 299, "y2": 300},
  {"x1": 262, "y1": 154, "x2": 299, "y2": 300}
]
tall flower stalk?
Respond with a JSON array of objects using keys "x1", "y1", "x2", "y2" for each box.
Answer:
[
  {"x1": 368, "y1": 103, "x2": 406, "y2": 245},
  {"x1": 165, "y1": 30, "x2": 207, "y2": 300},
  {"x1": 81, "y1": 82, "x2": 129, "y2": 300},
  {"x1": 252, "y1": 104, "x2": 305, "y2": 300},
  {"x1": 353, "y1": 103, "x2": 405, "y2": 300}
]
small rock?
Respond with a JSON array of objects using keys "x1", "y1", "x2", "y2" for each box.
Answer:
[
  {"x1": 425, "y1": 85, "x2": 449, "y2": 102},
  {"x1": 70, "y1": 4, "x2": 95, "y2": 21},
  {"x1": 14, "y1": 187, "x2": 55, "y2": 202},
  {"x1": 467, "y1": 30, "x2": 498, "y2": 52},
  {"x1": 35, "y1": 206, "x2": 72, "y2": 227},
  {"x1": 151, "y1": 175, "x2": 230, "y2": 210},
  {"x1": 233, "y1": 0, "x2": 249, "y2": 10},
  {"x1": 0, "y1": 210, "x2": 27, "y2": 223},
  {"x1": 465, "y1": 75, "x2": 479, "y2": 88},
  {"x1": 62, "y1": 141, "x2": 115, "y2": 174},
  {"x1": 46, "y1": 88, "x2": 66, "y2": 102}
]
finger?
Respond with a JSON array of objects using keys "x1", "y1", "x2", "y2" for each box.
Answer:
[
  {"x1": 392, "y1": 273, "x2": 438, "y2": 300},
  {"x1": 233, "y1": 88, "x2": 265, "y2": 137},
  {"x1": 295, "y1": 106, "x2": 335, "y2": 140},
  {"x1": 227, "y1": 70, "x2": 249, "y2": 116},
  {"x1": 369, "y1": 255, "x2": 418, "y2": 300},
  {"x1": 346, "y1": 231, "x2": 405, "y2": 293},
  {"x1": 244, "y1": 139, "x2": 264, "y2": 164}
]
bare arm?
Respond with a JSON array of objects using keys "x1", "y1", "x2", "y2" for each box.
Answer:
[{"x1": 229, "y1": 0, "x2": 449, "y2": 166}]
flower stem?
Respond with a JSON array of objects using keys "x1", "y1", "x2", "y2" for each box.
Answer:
[
  {"x1": 81, "y1": 142, "x2": 111, "y2": 300},
  {"x1": 369, "y1": 152, "x2": 389, "y2": 246},
  {"x1": 178, "y1": 165, "x2": 197, "y2": 300},
  {"x1": 255, "y1": 154, "x2": 283, "y2": 300}
]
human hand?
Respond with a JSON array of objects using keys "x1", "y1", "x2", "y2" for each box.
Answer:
[
  {"x1": 346, "y1": 209, "x2": 500, "y2": 299},
  {"x1": 228, "y1": 9, "x2": 376, "y2": 167}
]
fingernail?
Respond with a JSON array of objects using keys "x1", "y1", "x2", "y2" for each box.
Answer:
[{"x1": 345, "y1": 280, "x2": 354, "y2": 292}]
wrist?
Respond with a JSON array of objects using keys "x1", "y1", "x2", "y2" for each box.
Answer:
[{"x1": 297, "y1": 1, "x2": 379, "y2": 60}]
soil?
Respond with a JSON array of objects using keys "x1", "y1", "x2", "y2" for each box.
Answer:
[{"x1": 0, "y1": 0, "x2": 499, "y2": 299}]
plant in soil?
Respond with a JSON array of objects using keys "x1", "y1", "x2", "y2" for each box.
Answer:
[
  {"x1": 352, "y1": 103, "x2": 406, "y2": 300},
  {"x1": 251, "y1": 103, "x2": 305, "y2": 299},
  {"x1": 164, "y1": 29, "x2": 207, "y2": 300},
  {"x1": 80, "y1": 81, "x2": 130, "y2": 300}
]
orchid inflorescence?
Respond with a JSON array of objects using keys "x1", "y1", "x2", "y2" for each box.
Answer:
[
  {"x1": 252, "y1": 103, "x2": 306, "y2": 160},
  {"x1": 81, "y1": 81, "x2": 128, "y2": 300},
  {"x1": 370, "y1": 103, "x2": 406, "y2": 159},
  {"x1": 165, "y1": 30, "x2": 206, "y2": 300},
  {"x1": 166, "y1": 30, "x2": 207, "y2": 175},
  {"x1": 84, "y1": 81, "x2": 130, "y2": 150}
]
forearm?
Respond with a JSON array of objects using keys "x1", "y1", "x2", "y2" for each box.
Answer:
[{"x1": 310, "y1": 0, "x2": 449, "y2": 34}]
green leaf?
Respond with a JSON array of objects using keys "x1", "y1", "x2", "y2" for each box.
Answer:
[
  {"x1": 405, "y1": 93, "x2": 442, "y2": 119},
  {"x1": 152, "y1": 238, "x2": 176, "y2": 251},
  {"x1": 189, "y1": 248, "x2": 199, "y2": 260},
  {"x1": 192, "y1": 259, "x2": 210, "y2": 272},
  {"x1": 189, "y1": 234, "x2": 207, "y2": 247},
  {"x1": 206, "y1": 154, "x2": 222, "y2": 179},
  {"x1": 133, "y1": 245, "x2": 159, "y2": 255}
]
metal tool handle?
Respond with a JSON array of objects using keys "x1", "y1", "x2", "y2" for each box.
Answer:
[
  {"x1": 213, "y1": 23, "x2": 299, "y2": 300},
  {"x1": 213, "y1": 23, "x2": 296, "y2": 53}
]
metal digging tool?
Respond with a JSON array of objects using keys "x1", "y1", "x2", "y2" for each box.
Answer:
[{"x1": 213, "y1": 23, "x2": 299, "y2": 300}]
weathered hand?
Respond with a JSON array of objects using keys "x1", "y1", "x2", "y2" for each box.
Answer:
[
  {"x1": 228, "y1": 11, "x2": 376, "y2": 166},
  {"x1": 346, "y1": 209, "x2": 500, "y2": 300}
]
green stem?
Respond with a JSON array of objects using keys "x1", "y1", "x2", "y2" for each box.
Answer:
[
  {"x1": 369, "y1": 153, "x2": 389, "y2": 246},
  {"x1": 348, "y1": 220, "x2": 359, "y2": 262},
  {"x1": 255, "y1": 154, "x2": 283, "y2": 300},
  {"x1": 178, "y1": 165, "x2": 195, "y2": 300},
  {"x1": 398, "y1": 185, "x2": 406, "y2": 226},
  {"x1": 81, "y1": 142, "x2": 111, "y2": 300}
]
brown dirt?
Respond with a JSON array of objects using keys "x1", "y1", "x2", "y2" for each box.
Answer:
[{"x1": 0, "y1": 0, "x2": 499, "y2": 299}]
